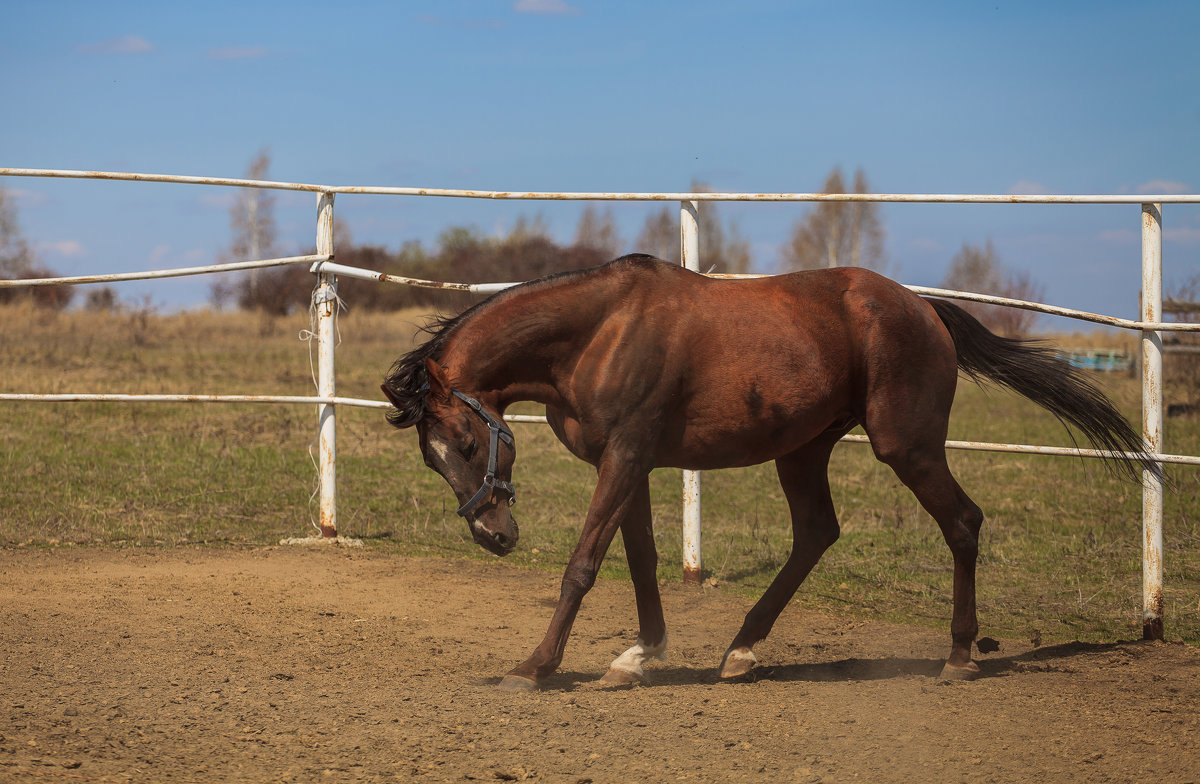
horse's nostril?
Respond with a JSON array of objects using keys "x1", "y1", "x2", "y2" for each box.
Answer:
[{"x1": 493, "y1": 531, "x2": 512, "y2": 549}]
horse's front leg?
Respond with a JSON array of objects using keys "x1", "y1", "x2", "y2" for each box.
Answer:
[
  {"x1": 500, "y1": 456, "x2": 649, "y2": 691},
  {"x1": 599, "y1": 476, "x2": 667, "y2": 685}
]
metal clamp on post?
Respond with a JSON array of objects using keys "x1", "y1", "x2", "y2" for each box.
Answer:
[{"x1": 313, "y1": 280, "x2": 338, "y2": 306}]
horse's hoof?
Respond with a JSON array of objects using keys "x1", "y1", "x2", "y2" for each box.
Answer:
[
  {"x1": 718, "y1": 647, "x2": 757, "y2": 679},
  {"x1": 498, "y1": 674, "x2": 539, "y2": 692},
  {"x1": 939, "y1": 660, "x2": 982, "y2": 681},
  {"x1": 599, "y1": 666, "x2": 645, "y2": 686}
]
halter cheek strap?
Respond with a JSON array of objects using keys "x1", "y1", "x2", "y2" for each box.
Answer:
[{"x1": 450, "y1": 390, "x2": 516, "y2": 518}]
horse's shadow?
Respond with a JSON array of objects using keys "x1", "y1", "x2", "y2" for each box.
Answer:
[{"x1": 485, "y1": 639, "x2": 1141, "y2": 692}]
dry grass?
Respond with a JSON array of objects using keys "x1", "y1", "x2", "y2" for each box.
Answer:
[{"x1": 2, "y1": 302, "x2": 1198, "y2": 646}]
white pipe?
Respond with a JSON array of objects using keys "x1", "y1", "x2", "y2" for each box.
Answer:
[
  {"x1": 7, "y1": 391, "x2": 1196, "y2": 466},
  {"x1": 6, "y1": 167, "x2": 1200, "y2": 204},
  {"x1": 315, "y1": 193, "x2": 338, "y2": 538},
  {"x1": 680, "y1": 200, "x2": 703, "y2": 585},
  {"x1": 1141, "y1": 203, "x2": 1165, "y2": 640},
  {"x1": 905, "y1": 285, "x2": 1200, "y2": 333},
  {"x1": 309, "y1": 260, "x2": 519, "y2": 293},
  {"x1": 0, "y1": 254, "x2": 328, "y2": 287},
  {"x1": 837, "y1": 433, "x2": 1200, "y2": 466},
  {"x1": 0, "y1": 393, "x2": 387, "y2": 406},
  {"x1": 309, "y1": 261, "x2": 1200, "y2": 334}
]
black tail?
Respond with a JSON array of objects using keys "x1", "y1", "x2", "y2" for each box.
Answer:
[{"x1": 925, "y1": 298, "x2": 1159, "y2": 483}]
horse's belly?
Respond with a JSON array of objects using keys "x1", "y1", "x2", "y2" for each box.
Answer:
[{"x1": 655, "y1": 400, "x2": 849, "y2": 470}]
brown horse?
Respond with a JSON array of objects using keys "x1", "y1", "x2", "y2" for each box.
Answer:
[{"x1": 381, "y1": 254, "x2": 1154, "y2": 690}]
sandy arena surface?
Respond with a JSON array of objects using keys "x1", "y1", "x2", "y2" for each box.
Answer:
[{"x1": 2, "y1": 546, "x2": 1198, "y2": 783}]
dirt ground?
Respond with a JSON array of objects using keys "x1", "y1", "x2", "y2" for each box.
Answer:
[{"x1": 2, "y1": 547, "x2": 1198, "y2": 784}]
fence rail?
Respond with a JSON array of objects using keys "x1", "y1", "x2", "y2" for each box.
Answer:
[
  {"x1": 3, "y1": 167, "x2": 1199, "y2": 640},
  {"x1": 6, "y1": 167, "x2": 1200, "y2": 204}
]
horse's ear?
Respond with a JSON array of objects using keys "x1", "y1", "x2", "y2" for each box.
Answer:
[{"x1": 424, "y1": 358, "x2": 451, "y2": 402}]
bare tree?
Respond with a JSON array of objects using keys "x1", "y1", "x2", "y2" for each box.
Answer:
[
  {"x1": 990, "y1": 269, "x2": 1044, "y2": 336},
  {"x1": 573, "y1": 204, "x2": 622, "y2": 258},
  {"x1": 942, "y1": 240, "x2": 1005, "y2": 299},
  {"x1": 211, "y1": 150, "x2": 278, "y2": 309},
  {"x1": 941, "y1": 240, "x2": 1043, "y2": 335},
  {"x1": 0, "y1": 187, "x2": 72, "y2": 309},
  {"x1": 506, "y1": 213, "x2": 550, "y2": 243},
  {"x1": 632, "y1": 181, "x2": 752, "y2": 273},
  {"x1": 0, "y1": 187, "x2": 35, "y2": 278},
  {"x1": 781, "y1": 167, "x2": 886, "y2": 273},
  {"x1": 1163, "y1": 274, "x2": 1200, "y2": 414},
  {"x1": 233, "y1": 150, "x2": 277, "y2": 262},
  {"x1": 635, "y1": 205, "x2": 679, "y2": 263},
  {"x1": 693, "y1": 181, "x2": 751, "y2": 274}
]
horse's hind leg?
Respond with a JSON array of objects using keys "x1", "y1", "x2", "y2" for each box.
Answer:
[
  {"x1": 719, "y1": 434, "x2": 842, "y2": 678},
  {"x1": 871, "y1": 433, "x2": 985, "y2": 680}
]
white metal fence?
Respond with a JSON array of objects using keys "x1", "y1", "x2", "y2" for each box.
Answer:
[{"x1": 3, "y1": 167, "x2": 1200, "y2": 641}]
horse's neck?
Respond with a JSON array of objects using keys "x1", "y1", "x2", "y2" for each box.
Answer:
[{"x1": 443, "y1": 277, "x2": 603, "y2": 407}]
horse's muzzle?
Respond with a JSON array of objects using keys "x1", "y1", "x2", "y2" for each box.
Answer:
[{"x1": 472, "y1": 517, "x2": 519, "y2": 556}]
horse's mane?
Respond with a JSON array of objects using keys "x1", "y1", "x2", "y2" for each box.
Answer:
[
  {"x1": 382, "y1": 310, "x2": 461, "y2": 428},
  {"x1": 381, "y1": 254, "x2": 659, "y2": 428}
]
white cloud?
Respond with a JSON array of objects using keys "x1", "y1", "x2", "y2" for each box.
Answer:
[
  {"x1": 417, "y1": 14, "x2": 505, "y2": 30},
  {"x1": 1165, "y1": 227, "x2": 1200, "y2": 245},
  {"x1": 208, "y1": 46, "x2": 269, "y2": 60},
  {"x1": 1006, "y1": 180, "x2": 1051, "y2": 195},
  {"x1": 196, "y1": 191, "x2": 236, "y2": 210},
  {"x1": 41, "y1": 240, "x2": 85, "y2": 257},
  {"x1": 150, "y1": 245, "x2": 172, "y2": 264},
  {"x1": 1136, "y1": 179, "x2": 1191, "y2": 195},
  {"x1": 514, "y1": 0, "x2": 581, "y2": 15},
  {"x1": 1098, "y1": 228, "x2": 1137, "y2": 243},
  {"x1": 3, "y1": 188, "x2": 50, "y2": 208},
  {"x1": 77, "y1": 35, "x2": 154, "y2": 55}
]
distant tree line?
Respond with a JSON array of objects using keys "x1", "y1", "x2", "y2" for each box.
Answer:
[
  {"x1": 2, "y1": 153, "x2": 1052, "y2": 338},
  {"x1": 939, "y1": 239, "x2": 1044, "y2": 335},
  {"x1": 215, "y1": 154, "x2": 756, "y2": 316},
  {"x1": 779, "y1": 166, "x2": 887, "y2": 273},
  {"x1": 0, "y1": 188, "x2": 74, "y2": 309}
]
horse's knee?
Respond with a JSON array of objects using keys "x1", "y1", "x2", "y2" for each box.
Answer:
[
  {"x1": 943, "y1": 507, "x2": 983, "y2": 560},
  {"x1": 962, "y1": 501, "x2": 983, "y2": 536},
  {"x1": 809, "y1": 518, "x2": 841, "y2": 552},
  {"x1": 561, "y1": 563, "x2": 597, "y2": 598}
]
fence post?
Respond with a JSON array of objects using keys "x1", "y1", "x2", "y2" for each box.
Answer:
[
  {"x1": 315, "y1": 191, "x2": 338, "y2": 538},
  {"x1": 1141, "y1": 202, "x2": 1164, "y2": 640},
  {"x1": 680, "y1": 200, "x2": 703, "y2": 584}
]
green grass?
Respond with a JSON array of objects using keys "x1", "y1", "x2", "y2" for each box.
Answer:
[{"x1": 2, "y1": 302, "x2": 1199, "y2": 646}]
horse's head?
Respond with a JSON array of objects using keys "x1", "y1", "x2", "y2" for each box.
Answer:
[{"x1": 382, "y1": 358, "x2": 518, "y2": 556}]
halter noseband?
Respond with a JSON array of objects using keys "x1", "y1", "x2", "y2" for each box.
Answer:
[{"x1": 449, "y1": 389, "x2": 516, "y2": 519}]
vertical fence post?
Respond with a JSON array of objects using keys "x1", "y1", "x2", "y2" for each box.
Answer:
[
  {"x1": 315, "y1": 191, "x2": 338, "y2": 538},
  {"x1": 680, "y1": 200, "x2": 703, "y2": 584},
  {"x1": 1141, "y1": 202, "x2": 1164, "y2": 640}
]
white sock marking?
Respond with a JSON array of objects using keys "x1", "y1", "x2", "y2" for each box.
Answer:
[{"x1": 608, "y1": 635, "x2": 668, "y2": 678}]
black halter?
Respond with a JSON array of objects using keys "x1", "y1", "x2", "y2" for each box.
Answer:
[{"x1": 450, "y1": 389, "x2": 516, "y2": 519}]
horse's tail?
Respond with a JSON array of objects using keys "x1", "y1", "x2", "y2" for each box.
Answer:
[{"x1": 924, "y1": 297, "x2": 1159, "y2": 483}]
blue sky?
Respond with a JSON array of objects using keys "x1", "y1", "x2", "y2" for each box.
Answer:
[{"x1": 2, "y1": 0, "x2": 1198, "y2": 321}]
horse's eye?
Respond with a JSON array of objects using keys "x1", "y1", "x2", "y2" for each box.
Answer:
[{"x1": 461, "y1": 437, "x2": 477, "y2": 461}]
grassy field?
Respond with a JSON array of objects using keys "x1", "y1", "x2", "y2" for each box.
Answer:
[{"x1": 2, "y1": 300, "x2": 1198, "y2": 646}]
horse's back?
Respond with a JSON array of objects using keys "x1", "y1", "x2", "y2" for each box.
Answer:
[{"x1": 577, "y1": 260, "x2": 955, "y2": 469}]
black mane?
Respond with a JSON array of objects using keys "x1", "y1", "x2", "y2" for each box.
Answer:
[
  {"x1": 381, "y1": 255, "x2": 658, "y2": 428},
  {"x1": 381, "y1": 311, "x2": 461, "y2": 428}
]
